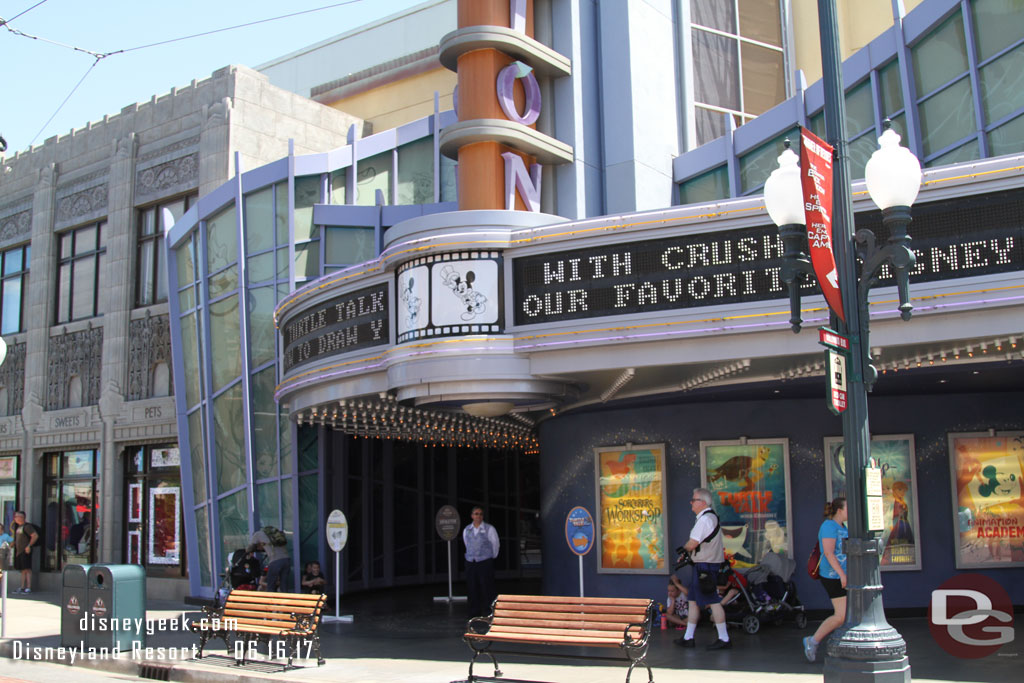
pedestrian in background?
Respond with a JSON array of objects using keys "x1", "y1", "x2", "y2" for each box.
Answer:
[
  {"x1": 803, "y1": 497, "x2": 848, "y2": 662},
  {"x1": 11, "y1": 511, "x2": 39, "y2": 594},
  {"x1": 463, "y1": 506, "x2": 499, "y2": 617}
]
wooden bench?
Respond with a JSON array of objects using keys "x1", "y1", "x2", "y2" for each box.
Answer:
[
  {"x1": 191, "y1": 589, "x2": 326, "y2": 670},
  {"x1": 462, "y1": 594, "x2": 656, "y2": 683}
]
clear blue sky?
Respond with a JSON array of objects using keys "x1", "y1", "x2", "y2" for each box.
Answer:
[{"x1": 1, "y1": 0, "x2": 422, "y2": 155}]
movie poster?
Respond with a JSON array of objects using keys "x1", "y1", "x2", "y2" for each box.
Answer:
[
  {"x1": 825, "y1": 435, "x2": 921, "y2": 570},
  {"x1": 595, "y1": 443, "x2": 668, "y2": 574},
  {"x1": 700, "y1": 440, "x2": 791, "y2": 568},
  {"x1": 949, "y1": 432, "x2": 1024, "y2": 568}
]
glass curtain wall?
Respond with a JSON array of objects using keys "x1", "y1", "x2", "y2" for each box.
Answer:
[
  {"x1": 677, "y1": 0, "x2": 1024, "y2": 202},
  {"x1": 168, "y1": 110, "x2": 454, "y2": 595},
  {"x1": 689, "y1": 0, "x2": 788, "y2": 146}
]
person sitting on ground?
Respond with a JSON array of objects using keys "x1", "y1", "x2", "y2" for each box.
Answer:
[
  {"x1": 665, "y1": 575, "x2": 690, "y2": 627},
  {"x1": 301, "y1": 561, "x2": 327, "y2": 594}
]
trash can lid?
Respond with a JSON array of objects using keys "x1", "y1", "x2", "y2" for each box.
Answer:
[{"x1": 62, "y1": 563, "x2": 92, "y2": 586}]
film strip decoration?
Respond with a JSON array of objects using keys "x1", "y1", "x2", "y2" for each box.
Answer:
[{"x1": 396, "y1": 250, "x2": 504, "y2": 343}]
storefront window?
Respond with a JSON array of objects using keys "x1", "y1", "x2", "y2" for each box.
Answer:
[
  {"x1": 0, "y1": 454, "x2": 18, "y2": 531},
  {"x1": 124, "y1": 444, "x2": 185, "y2": 577},
  {"x1": 41, "y1": 450, "x2": 97, "y2": 571}
]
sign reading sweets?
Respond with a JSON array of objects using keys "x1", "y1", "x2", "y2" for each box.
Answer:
[
  {"x1": 282, "y1": 283, "x2": 389, "y2": 371},
  {"x1": 800, "y1": 127, "x2": 844, "y2": 321}
]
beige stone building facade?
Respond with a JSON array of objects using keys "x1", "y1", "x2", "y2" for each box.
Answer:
[{"x1": 0, "y1": 65, "x2": 361, "y2": 598}]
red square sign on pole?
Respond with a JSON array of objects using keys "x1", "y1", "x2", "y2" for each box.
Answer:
[{"x1": 800, "y1": 128, "x2": 845, "y2": 322}]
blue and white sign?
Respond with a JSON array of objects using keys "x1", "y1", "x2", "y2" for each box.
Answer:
[{"x1": 565, "y1": 506, "x2": 595, "y2": 556}]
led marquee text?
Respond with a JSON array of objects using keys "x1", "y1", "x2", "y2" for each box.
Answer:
[
  {"x1": 513, "y1": 188, "x2": 1024, "y2": 326},
  {"x1": 282, "y1": 283, "x2": 389, "y2": 371}
]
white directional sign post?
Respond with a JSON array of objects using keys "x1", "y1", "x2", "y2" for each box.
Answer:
[
  {"x1": 322, "y1": 509, "x2": 353, "y2": 623},
  {"x1": 819, "y1": 328, "x2": 850, "y2": 415},
  {"x1": 433, "y1": 505, "x2": 467, "y2": 603}
]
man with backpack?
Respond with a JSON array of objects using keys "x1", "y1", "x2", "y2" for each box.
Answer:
[
  {"x1": 249, "y1": 526, "x2": 291, "y2": 592},
  {"x1": 674, "y1": 488, "x2": 731, "y2": 650}
]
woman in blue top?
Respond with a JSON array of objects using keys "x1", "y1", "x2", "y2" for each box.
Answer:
[{"x1": 803, "y1": 497, "x2": 848, "y2": 663}]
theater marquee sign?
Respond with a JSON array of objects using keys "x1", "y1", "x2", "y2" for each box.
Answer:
[
  {"x1": 282, "y1": 283, "x2": 389, "y2": 371},
  {"x1": 512, "y1": 188, "x2": 1023, "y2": 326}
]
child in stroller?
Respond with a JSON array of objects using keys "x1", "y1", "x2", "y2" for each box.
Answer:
[
  {"x1": 214, "y1": 548, "x2": 263, "y2": 606},
  {"x1": 716, "y1": 551, "x2": 807, "y2": 634}
]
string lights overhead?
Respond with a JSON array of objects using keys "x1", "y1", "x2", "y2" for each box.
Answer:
[{"x1": 298, "y1": 394, "x2": 539, "y2": 454}]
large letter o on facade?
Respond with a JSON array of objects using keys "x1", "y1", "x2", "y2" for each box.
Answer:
[{"x1": 496, "y1": 63, "x2": 541, "y2": 126}]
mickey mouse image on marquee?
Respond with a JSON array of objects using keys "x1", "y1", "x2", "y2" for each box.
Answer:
[
  {"x1": 399, "y1": 275, "x2": 422, "y2": 330},
  {"x1": 440, "y1": 264, "x2": 488, "y2": 321}
]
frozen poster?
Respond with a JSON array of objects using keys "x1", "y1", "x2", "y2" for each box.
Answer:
[
  {"x1": 949, "y1": 432, "x2": 1024, "y2": 568},
  {"x1": 701, "y1": 440, "x2": 791, "y2": 567},
  {"x1": 825, "y1": 435, "x2": 921, "y2": 570},
  {"x1": 595, "y1": 444, "x2": 668, "y2": 574}
]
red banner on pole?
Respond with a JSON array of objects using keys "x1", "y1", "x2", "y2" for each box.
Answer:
[{"x1": 800, "y1": 128, "x2": 845, "y2": 321}]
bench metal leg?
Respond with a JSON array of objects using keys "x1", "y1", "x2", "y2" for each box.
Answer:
[
  {"x1": 624, "y1": 650, "x2": 654, "y2": 683},
  {"x1": 195, "y1": 631, "x2": 210, "y2": 659},
  {"x1": 309, "y1": 633, "x2": 325, "y2": 666},
  {"x1": 467, "y1": 641, "x2": 502, "y2": 681}
]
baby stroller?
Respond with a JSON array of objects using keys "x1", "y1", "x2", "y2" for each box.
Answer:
[
  {"x1": 215, "y1": 548, "x2": 263, "y2": 606},
  {"x1": 718, "y1": 551, "x2": 807, "y2": 634}
]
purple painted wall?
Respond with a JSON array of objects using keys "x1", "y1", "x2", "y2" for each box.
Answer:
[{"x1": 538, "y1": 390, "x2": 1024, "y2": 610}]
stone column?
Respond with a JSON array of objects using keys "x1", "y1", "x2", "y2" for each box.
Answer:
[
  {"x1": 97, "y1": 134, "x2": 136, "y2": 563},
  {"x1": 21, "y1": 162, "x2": 57, "y2": 528},
  {"x1": 199, "y1": 91, "x2": 233, "y2": 197}
]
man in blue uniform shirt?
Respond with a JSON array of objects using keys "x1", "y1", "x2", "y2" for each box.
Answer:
[{"x1": 463, "y1": 506, "x2": 499, "y2": 617}]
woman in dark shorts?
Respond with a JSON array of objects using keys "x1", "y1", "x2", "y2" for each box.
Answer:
[{"x1": 802, "y1": 497, "x2": 848, "y2": 662}]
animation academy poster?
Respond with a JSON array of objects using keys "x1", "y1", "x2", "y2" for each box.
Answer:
[
  {"x1": 950, "y1": 432, "x2": 1024, "y2": 568},
  {"x1": 825, "y1": 436, "x2": 921, "y2": 570},
  {"x1": 594, "y1": 444, "x2": 667, "y2": 574},
  {"x1": 700, "y1": 440, "x2": 791, "y2": 567}
]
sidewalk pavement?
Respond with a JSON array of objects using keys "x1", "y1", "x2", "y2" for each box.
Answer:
[{"x1": 0, "y1": 586, "x2": 1017, "y2": 682}]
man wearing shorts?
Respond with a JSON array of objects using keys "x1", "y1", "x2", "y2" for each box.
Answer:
[{"x1": 675, "y1": 488, "x2": 731, "y2": 650}]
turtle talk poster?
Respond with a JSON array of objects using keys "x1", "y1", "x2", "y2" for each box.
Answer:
[
  {"x1": 825, "y1": 435, "x2": 921, "y2": 570},
  {"x1": 701, "y1": 439, "x2": 791, "y2": 568},
  {"x1": 595, "y1": 444, "x2": 668, "y2": 574}
]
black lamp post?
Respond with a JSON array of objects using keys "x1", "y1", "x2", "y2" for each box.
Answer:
[{"x1": 764, "y1": 2, "x2": 923, "y2": 681}]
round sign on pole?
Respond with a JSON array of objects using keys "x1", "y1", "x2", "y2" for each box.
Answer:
[
  {"x1": 435, "y1": 505, "x2": 461, "y2": 542},
  {"x1": 326, "y1": 509, "x2": 349, "y2": 553},
  {"x1": 565, "y1": 506, "x2": 595, "y2": 556}
]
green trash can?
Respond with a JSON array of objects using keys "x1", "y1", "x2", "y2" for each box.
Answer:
[
  {"x1": 86, "y1": 564, "x2": 146, "y2": 650},
  {"x1": 61, "y1": 564, "x2": 92, "y2": 647}
]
